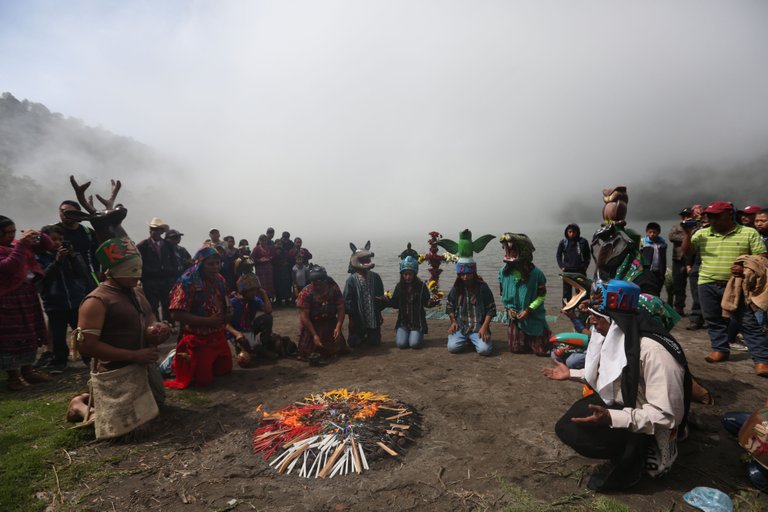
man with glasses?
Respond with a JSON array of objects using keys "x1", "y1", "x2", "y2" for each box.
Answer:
[
  {"x1": 33, "y1": 200, "x2": 100, "y2": 369},
  {"x1": 55, "y1": 200, "x2": 99, "y2": 285}
]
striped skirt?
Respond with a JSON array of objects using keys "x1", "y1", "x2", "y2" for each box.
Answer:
[{"x1": 0, "y1": 282, "x2": 46, "y2": 369}]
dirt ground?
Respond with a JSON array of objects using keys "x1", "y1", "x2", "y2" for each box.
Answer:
[{"x1": 47, "y1": 308, "x2": 768, "y2": 511}]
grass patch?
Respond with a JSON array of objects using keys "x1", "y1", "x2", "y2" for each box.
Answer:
[
  {"x1": 0, "y1": 392, "x2": 94, "y2": 512},
  {"x1": 590, "y1": 496, "x2": 632, "y2": 512},
  {"x1": 497, "y1": 476, "x2": 632, "y2": 512},
  {"x1": 733, "y1": 489, "x2": 768, "y2": 512},
  {"x1": 166, "y1": 389, "x2": 211, "y2": 407}
]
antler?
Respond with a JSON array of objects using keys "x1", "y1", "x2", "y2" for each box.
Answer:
[
  {"x1": 96, "y1": 179, "x2": 122, "y2": 209},
  {"x1": 69, "y1": 175, "x2": 97, "y2": 215}
]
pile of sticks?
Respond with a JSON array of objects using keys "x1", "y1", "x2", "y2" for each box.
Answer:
[{"x1": 252, "y1": 389, "x2": 421, "y2": 478}]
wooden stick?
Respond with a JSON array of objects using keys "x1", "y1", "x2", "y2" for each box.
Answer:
[
  {"x1": 306, "y1": 451, "x2": 322, "y2": 478},
  {"x1": 351, "y1": 438, "x2": 362, "y2": 474},
  {"x1": 52, "y1": 464, "x2": 63, "y2": 505},
  {"x1": 319, "y1": 441, "x2": 346, "y2": 478},
  {"x1": 317, "y1": 442, "x2": 333, "y2": 478},
  {"x1": 329, "y1": 450, "x2": 348, "y2": 478},
  {"x1": 286, "y1": 452, "x2": 303, "y2": 475},
  {"x1": 358, "y1": 441, "x2": 369, "y2": 470},
  {"x1": 283, "y1": 433, "x2": 316, "y2": 449},
  {"x1": 377, "y1": 441, "x2": 398, "y2": 457},
  {"x1": 254, "y1": 429, "x2": 287, "y2": 441},
  {"x1": 278, "y1": 444, "x2": 310, "y2": 474},
  {"x1": 269, "y1": 448, "x2": 294, "y2": 467},
  {"x1": 385, "y1": 411, "x2": 413, "y2": 420},
  {"x1": 390, "y1": 424, "x2": 410, "y2": 429},
  {"x1": 378, "y1": 406, "x2": 406, "y2": 412},
  {"x1": 299, "y1": 451, "x2": 306, "y2": 477}
]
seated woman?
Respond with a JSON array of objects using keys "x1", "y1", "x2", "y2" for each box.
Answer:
[
  {"x1": 68, "y1": 237, "x2": 170, "y2": 439},
  {"x1": 226, "y1": 274, "x2": 275, "y2": 365},
  {"x1": 165, "y1": 247, "x2": 233, "y2": 389},
  {"x1": 296, "y1": 265, "x2": 346, "y2": 364}
]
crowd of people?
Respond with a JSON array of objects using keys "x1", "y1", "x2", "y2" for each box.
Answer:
[{"x1": 2, "y1": 197, "x2": 768, "y2": 493}]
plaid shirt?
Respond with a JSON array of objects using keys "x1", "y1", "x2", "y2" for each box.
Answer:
[{"x1": 446, "y1": 281, "x2": 497, "y2": 335}]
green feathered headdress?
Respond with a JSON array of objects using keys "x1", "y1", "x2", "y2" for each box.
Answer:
[{"x1": 435, "y1": 229, "x2": 495, "y2": 259}]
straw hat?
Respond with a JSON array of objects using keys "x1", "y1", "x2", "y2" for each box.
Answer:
[{"x1": 148, "y1": 217, "x2": 169, "y2": 231}]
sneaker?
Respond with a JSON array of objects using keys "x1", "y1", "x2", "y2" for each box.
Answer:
[
  {"x1": 34, "y1": 351, "x2": 54, "y2": 368},
  {"x1": 730, "y1": 341, "x2": 749, "y2": 352},
  {"x1": 48, "y1": 363, "x2": 67, "y2": 375}
]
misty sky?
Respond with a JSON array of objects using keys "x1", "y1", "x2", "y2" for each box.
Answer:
[{"x1": 3, "y1": 0, "x2": 768, "y2": 242}]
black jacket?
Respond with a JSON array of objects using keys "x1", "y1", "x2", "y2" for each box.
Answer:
[
  {"x1": 556, "y1": 224, "x2": 590, "y2": 272},
  {"x1": 137, "y1": 238, "x2": 178, "y2": 282}
]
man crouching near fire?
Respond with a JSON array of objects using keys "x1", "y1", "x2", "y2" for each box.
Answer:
[{"x1": 542, "y1": 279, "x2": 691, "y2": 491}]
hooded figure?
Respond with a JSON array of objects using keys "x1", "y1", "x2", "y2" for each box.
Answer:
[
  {"x1": 556, "y1": 224, "x2": 590, "y2": 302},
  {"x1": 499, "y1": 233, "x2": 550, "y2": 355},
  {"x1": 543, "y1": 279, "x2": 692, "y2": 491}
]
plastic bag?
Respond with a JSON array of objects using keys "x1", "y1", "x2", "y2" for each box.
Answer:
[{"x1": 682, "y1": 487, "x2": 733, "y2": 512}]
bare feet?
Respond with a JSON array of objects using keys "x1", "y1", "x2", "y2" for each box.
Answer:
[{"x1": 66, "y1": 393, "x2": 94, "y2": 423}]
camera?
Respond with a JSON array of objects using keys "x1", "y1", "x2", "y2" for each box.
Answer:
[
  {"x1": 61, "y1": 240, "x2": 73, "y2": 250},
  {"x1": 681, "y1": 219, "x2": 697, "y2": 229}
]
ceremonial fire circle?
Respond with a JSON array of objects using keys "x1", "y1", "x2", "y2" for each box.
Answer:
[{"x1": 252, "y1": 389, "x2": 421, "y2": 478}]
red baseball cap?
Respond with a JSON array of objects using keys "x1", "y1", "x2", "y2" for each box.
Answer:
[
  {"x1": 740, "y1": 205, "x2": 761, "y2": 215},
  {"x1": 703, "y1": 201, "x2": 734, "y2": 214}
]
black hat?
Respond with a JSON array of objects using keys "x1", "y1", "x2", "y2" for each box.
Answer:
[
  {"x1": 678, "y1": 208, "x2": 693, "y2": 216},
  {"x1": 309, "y1": 265, "x2": 328, "y2": 282},
  {"x1": 165, "y1": 229, "x2": 183, "y2": 238}
]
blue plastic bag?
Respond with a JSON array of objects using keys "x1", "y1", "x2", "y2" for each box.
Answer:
[{"x1": 683, "y1": 487, "x2": 733, "y2": 512}]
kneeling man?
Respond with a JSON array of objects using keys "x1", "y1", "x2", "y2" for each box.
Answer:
[{"x1": 542, "y1": 279, "x2": 691, "y2": 491}]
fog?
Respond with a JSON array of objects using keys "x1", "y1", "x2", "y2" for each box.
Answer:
[{"x1": 2, "y1": 0, "x2": 768, "y2": 244}]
